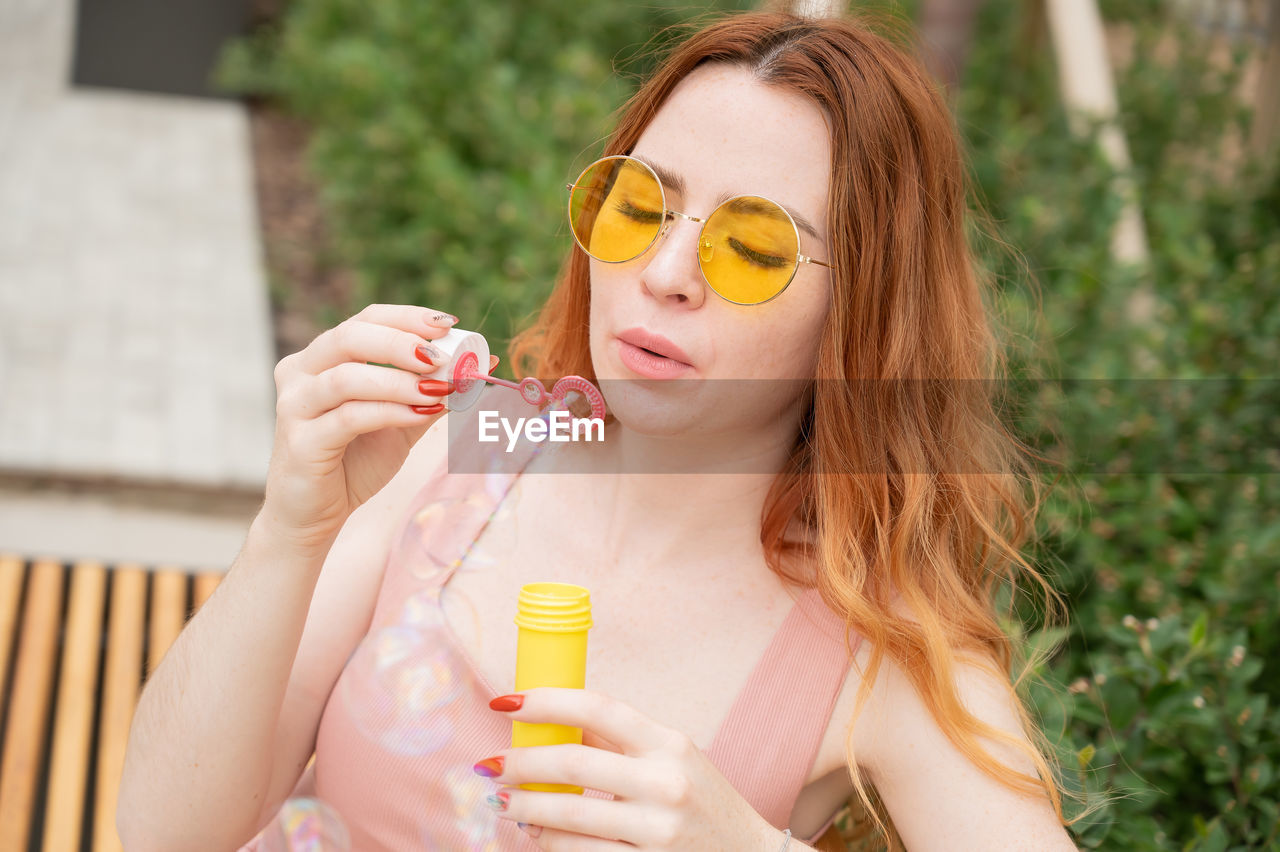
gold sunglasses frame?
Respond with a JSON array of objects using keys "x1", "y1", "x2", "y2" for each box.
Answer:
[{"x1": 566, "y1": 154, "x2": 833, "y2": 306}]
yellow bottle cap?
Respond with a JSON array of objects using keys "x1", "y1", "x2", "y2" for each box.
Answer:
[{"x1": 514, "y1": 582, "x2": 592, "y2": 632}]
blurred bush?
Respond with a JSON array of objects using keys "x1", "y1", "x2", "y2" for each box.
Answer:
[
  {"x1": 216, "y1": 0, "x2": 1280, "y2": 847},
  {"x1": 961, "y1": 0, "x2": 1280, "y2": 848},
  {"x1": 216, "y1": 0, "x2": 751, "y2": 352}
]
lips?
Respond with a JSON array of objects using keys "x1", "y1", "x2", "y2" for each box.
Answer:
[{"x1": 615, "y1": 327, "x2": 693, "y2": 367}]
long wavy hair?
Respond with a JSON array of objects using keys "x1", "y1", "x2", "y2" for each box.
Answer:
[{"x1": 510, "y1": 10, "x2": 1077, "y2": 849}]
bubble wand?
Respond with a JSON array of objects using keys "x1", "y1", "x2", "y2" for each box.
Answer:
[{"x1": 423, "y1": 328, "x2": 607, "y2": 420}]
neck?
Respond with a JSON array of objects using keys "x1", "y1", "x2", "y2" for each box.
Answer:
[{"x1": 538, "y1": 407, "x2": 806, "y2": 579}]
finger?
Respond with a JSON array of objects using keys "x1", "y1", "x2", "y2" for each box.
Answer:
[
  {"x1": 292, "y1": 399, "x2": 444, "y2": 457},
  {"x1": 279, "y1": 362, "x2": 454, "y2": 420},
  {"x1": 495, "y1": 788, "x2": 649, "y2": 848},
  {"x1": 520, "y1": 823, "x2": 632, "y2": 850},
  {"x1": 489, "y1": 355, "x2": 500, "y2": 374},
  {"x1": 350, "y1": 302, "x2": 458, "y2": 331},
  {"x1": 582, "y1": 730, "x2": 622, "y2": 755},
  {"x1": 496, "y1": 689, "x2": 675, "y2": 755},
  {"x1": 394, "y1": 406, "x2": 449, "y2": 450},
  {"x1": 294, "y1": 318, "x2": 453, "y2": 378},
  {"x1": 483, "y1": 744, "x2": 659, "y2": 802}
]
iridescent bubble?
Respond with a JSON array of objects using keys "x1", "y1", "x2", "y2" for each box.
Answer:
[
  {"x1": 432, "y1": 765, "x2": 504, "y2": 852},
  {"x1": 409, "y1": 497, "x2": 465, "y2": 582},
  {"x1": 484, "y1": 466, "x2": 510, "y2": 502},
  {"x1": 456, "y1": 542, "x2": 498, "y2": 572},
  {"x1": 258, "y1": 798, "x2": 350, "y2": 852},
  {"x1": 339, "y1": 624, "x2": 470, "y2": 756},
  {"x1": 398, "y1": 589, "x2": 448, "y2": 629},
  {"x1": 453, "y1": 480, "x2": 520, "y2": 576},
  {"x1": 487, "y1": 475, "x2": 519, "y2": 523},
  {"x1": 411, "y1": 493, "x2": 505, "y2": 581},
  {"x1": 412, "y1": 495, "x2": 457, "y2": 528}
]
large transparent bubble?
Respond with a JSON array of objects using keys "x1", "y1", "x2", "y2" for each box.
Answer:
[
  {"x1": 338, "y1": 623, "x2": 470, "y2": 756},
  {"x1": 418, "y1": 765, "x2": 505, "y2": 851},
  {"x1": 258, "y1": 798, "x2": 350, "y2": 852},
  {"x1": 408, "y1": 482, "x2": 515, "y2": 583}
]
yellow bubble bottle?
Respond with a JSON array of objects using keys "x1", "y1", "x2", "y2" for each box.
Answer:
[{"x1": 511, "y1": 582, "x2": 592, "y2": 794}]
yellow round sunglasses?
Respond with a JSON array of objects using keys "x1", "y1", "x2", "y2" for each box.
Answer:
[{"x1": 567, "y1": 155, "x2": 832, "y2": 305}]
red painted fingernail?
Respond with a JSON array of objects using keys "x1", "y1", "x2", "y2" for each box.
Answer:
[
  {"x1": 410, "y1": 403, "x2": 445, "y2": 415},
  {"x1": 484, "y1": 791, "x2": 510, "y2": 810},
  {"x1": 489, "y1": 694, "x2": 524, "y2": 712},
  {"x1": 418, "y1": 379, "x2": 454, "y2": 395},
  {"x1": 415, "y1": 344, "x2": 438, "y2": 366},
  {"x1": 488, "y1": 356, "x2": 500, "y2": 375},
  {"x1": 473, "y1": 756, "x2": 504, "y2": 778}
]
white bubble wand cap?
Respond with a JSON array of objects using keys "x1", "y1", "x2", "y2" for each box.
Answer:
[{"x1": 422, "y1": 327, "x2": 607, "y2": 419}]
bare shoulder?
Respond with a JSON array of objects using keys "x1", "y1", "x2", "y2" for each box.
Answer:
[{"x1": 831, "y1": 603, "x2": 1077, "y2": 851}]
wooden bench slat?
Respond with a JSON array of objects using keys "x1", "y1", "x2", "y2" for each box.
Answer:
[
  {"x1": 0, "y1": 559, "x2": 65, "y2": 851},
  {"x1": 147, "y1": 569, "x2": 188, "y2": 679},
  {"x1": 193, "y1": 572, "x2": 221, "y2": 614},
  {"x1": 42, "y1": 561, "x2": 108, "y2": 852},
  {"x1": 0, "y1": 555, "x2": 25, "y2": 694},
  {"x1": 93, "y1": 566, "x2": 147, "y2": 852}
]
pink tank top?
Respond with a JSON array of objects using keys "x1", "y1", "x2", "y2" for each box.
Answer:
[{"x1": 241, "y1": 390, "x2": 861, "y2": 850}]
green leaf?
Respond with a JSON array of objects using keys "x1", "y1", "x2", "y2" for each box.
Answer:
[{"x1": 1189, "y1": 610, "x2": 1208, "y2": 649}]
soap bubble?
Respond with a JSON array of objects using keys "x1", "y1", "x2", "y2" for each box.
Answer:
[
  {"x1": 419, "y1": 765, "x2": 504, "y2": 852},
  {"x1": 398, "y1": 588, "x2": 449, "y2": 630},
  {"x1": 407, "y1": 496, "x2": 466, "y2": 582},
  {"x1": 339, "y1": 624, "x2": 469, "y2": 756},
  {"x1": 409, "y1": 493, "x2": 506, "y2": 582},
  {"x1": 259, "y1": 798, "x2": 350, "y2": 852}
]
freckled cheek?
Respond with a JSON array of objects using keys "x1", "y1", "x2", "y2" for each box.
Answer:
[
  {"x1": 711, "y1": 330, "x2": 776, "y2": 379},
  {"x1": 587, "y1": 271, "x2": 611, "y2": 324},
  {"x1": 589, "y1": 266, "x2": 628, "y2": 320},
  {"x1": 762, "y1": 320, "x2": 825, "y2": 380}
]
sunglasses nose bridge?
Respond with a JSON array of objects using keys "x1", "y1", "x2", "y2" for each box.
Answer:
[
  {"x1": 637, "y1": 210, "x2": 712, "y2": 302},
  {"x1": 666, "y1": 209, "x2": 704, "y2": 224},
  {"x1": 667, "y1": 209, "x2": 717, "y2": 264},
  {"x1": 650, "y1": 208, "x2": 705, "y2": 257}
]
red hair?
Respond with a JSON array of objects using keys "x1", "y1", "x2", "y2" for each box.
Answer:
[{"x1": 511, "y1": 10, "x2": 1075, "y2": 847}]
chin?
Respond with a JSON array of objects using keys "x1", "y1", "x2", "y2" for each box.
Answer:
[
  {"x1": 598, "y1": 380, "x2": 706, "y2": 437},
  {"x1": 597, "y1": 374, "x2": 782, "y2": 445}
]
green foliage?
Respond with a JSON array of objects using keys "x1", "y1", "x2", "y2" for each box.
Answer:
[
  {"x1": 961, "y1": 0, "x2": 1280, "y2": 848},
  {"x1": 217, "y1": 0, "x2": 1279, "y2": 847},
  {"x1": 215, "y1": 0, "x2": 751, "y2": 356}
]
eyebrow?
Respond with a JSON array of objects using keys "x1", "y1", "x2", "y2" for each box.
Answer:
[{"x1": 641, "y1": 158, "x2": 826, "y2": 245}]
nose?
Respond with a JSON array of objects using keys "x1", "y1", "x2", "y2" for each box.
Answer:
[{"x1": 637, "y1": 215, "x2": 707, "y2": 308}]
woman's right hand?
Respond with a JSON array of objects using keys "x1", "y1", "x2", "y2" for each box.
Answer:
[{"x1": 260, "y1": 303, "x2": 496, "y2": 556}]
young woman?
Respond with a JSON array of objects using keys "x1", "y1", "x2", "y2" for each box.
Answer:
[{"x1": 120, "y1": 11, "x2": 1080, "y2": 851}]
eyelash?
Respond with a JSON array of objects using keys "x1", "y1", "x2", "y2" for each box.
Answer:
[
  {"x1": 614, "y1": 202, "x2": 789, "y2": 270},
  {"x1": 728, "y1": 237, "x2": 788, "y2": 269},
  {"x1": 615, "y1": 200, "x2": 664, "y2": 224}
]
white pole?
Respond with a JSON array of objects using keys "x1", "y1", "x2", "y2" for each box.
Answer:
[
  {"x1": 1250, "y1": 0, "x2": 1280, "y2": 165},
  {"x1": 1044, "y1": 0, "x2": 1155, "y2": 325},
  {"x1": 790, "y1": 0, "x2": 846, "y2": 19}
]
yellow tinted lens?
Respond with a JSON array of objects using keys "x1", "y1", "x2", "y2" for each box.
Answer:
[
  {"x1": 698, "y1": 197, "x2": 799, "y2": 304},
  {"x1": 569, "y1": 158, "x2": 664, "y2": 263}
]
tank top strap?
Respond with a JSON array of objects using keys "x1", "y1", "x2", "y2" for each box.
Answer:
[{"x1": 704, "y1": 586, "x2": 860, "y2": 830}]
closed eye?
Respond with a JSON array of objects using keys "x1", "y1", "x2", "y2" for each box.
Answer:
[
  {"x1": 728, "y1": 237, "x2": 789, "y2": 269},
  {"x1": 615, "y1": 200, "x2": 665, "y2": 224}
]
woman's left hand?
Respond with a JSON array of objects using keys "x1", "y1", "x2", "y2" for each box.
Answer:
[{"x1": 476, "y1": 688, "x2": 781, "y2": 850}]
